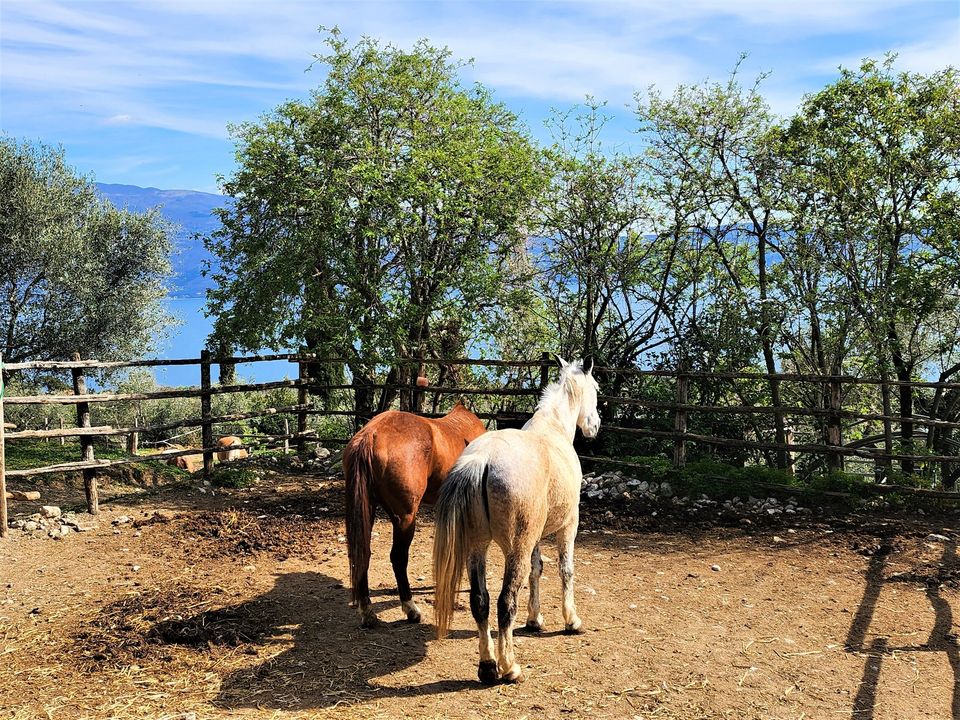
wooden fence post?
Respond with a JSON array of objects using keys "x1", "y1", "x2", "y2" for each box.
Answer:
[
  {"x1": 283, "y1": 418, "x2": 290, "y2": 455},
  {"x1": 71, "y1": 353, "x2": 98, "y2": 514},
  {"x1": 784, "y1": 425, "x2": 795, "y2": 477},
  {"x1": 539, "y1": 351, "x2": 551, "y2": 390},
  {"x1": 1, "y1": 352, "x2": 7, "y2": 538},
  {"x1": 673, "y1": 372, "x2": 689, "y2": 468},
  {"x1": 59, "y1": 418, "x2": 65, "y2": 446},
  {"x1": 827, "y1": 378, "x2": 843, "y2": 472},
  {"x1": 297, "y1": 362, "x2": 308, "y2": 455},
  {"x1": 200, "y1": 350, "x2": 213, "y2": 479},
  {"x1": 126, "y1": 431, "x2": 139, "y2": 455}
]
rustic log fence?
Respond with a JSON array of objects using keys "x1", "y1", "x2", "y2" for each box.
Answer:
[{"x1": 3, "y1": 352, "x2": 960, "y2": 537}]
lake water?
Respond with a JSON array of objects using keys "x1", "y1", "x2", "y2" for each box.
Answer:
[{"x1": 154, "y1": 297, "x2": 294, "y2": 386}]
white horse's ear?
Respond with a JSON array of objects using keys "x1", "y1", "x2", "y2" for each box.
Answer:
[
  {"x1": 582, "y1": 355, "x2": 594, "y2": 375},
  {"x1": 553, "y1": 353, "x2": 568, "y2": 369}
]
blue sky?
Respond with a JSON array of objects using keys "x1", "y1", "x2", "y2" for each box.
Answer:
[{"x1": 2, "y1": 0, "x2": 958, "y2": 194}]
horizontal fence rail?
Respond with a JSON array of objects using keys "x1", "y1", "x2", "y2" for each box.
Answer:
[{"x1": 4, "y1": 350, "x2": 960, "y2": 537}]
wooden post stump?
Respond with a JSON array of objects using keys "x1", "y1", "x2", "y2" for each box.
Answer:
[
  {"x1": 297, "y1": 362, "x2": 308, "y2": 455},
  {"x1": 200, "y1": 350, "x2": 213, "y2": 479},
  {"x1": 71, "y1": 353, "x2": 98, "y2": 514},
  {"x1": 827, "y1": 378, "x2": 843, "y2": 472},
  {"x1": 1, "y1": 353, "x2": 7, "y2": 538},
  {"x1": 673, "y1": 372, "x2": 689, "y2": 468}
]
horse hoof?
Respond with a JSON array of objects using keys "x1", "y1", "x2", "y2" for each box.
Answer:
[
  {"x1": 564, "y1": 618, "x2": 583, "y2": 634},
  {"x1": 402, "y1": 600, "x2": 421, "y2": 623},
  {"x1": 478, "y1": 660, "x2": 499, "y2": 685},
  {"x1": 524, "y1": 619, "x2": 544, "y2": 633},
  {"x1": 500, "y1": 663, "x2": 525, "y2": 684},
  {"x1": 359, "y1": 613, "x2": 381, "y2": 629}
]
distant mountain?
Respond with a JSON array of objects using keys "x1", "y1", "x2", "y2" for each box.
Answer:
[{"x1": 96, "y1": 183, "x2": 229, "y2": 297}]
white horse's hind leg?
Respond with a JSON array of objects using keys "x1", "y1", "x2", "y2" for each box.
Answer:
[
  {"x1": 525, "y1": 543, "x2": 545, "y2": 631},
  {"x1": 468, "y1": 548, "x2": 497, "y2": 685},
  {"x1": 557, "y1": 522, "x2": 582, "y2": 633},
  {"x1": 496, "y1": 550, "x2": 531, "y2": 683}
]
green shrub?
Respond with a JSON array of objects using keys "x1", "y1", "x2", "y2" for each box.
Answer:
[{"x1": 209, "y1": 466, "x2": 259, "y2": 489}]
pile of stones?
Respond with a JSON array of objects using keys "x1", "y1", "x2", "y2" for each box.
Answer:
[
  {"x1": 580, "y1": 469, "x2": 813, "y2": 520},
  {"x1": 7, "y1": 505, "x2": 97, "y2": 539},
  {"x1": 581, "y1": 470, "x2": 673, "y2": 501},
  {"x1": 263, "y1": 444, "x2": 338, "y2": 473}
]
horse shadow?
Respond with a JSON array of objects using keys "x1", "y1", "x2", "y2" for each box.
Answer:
[
  {"x1": 846, "y1": 536, "x2": 960, "y2": 719},
  {"x1": 163, "y1": 571, "x2": 479, "y2": 711}
]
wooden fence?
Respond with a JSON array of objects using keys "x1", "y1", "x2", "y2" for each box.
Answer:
[{"x1": 3, "y1": 352, "x2": 960, "y2": 537}]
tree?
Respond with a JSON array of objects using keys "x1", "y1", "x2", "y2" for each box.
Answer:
[
  {"x1": 0, "y1": 137, "x2": 173, "y2": 365},
  {"x1": 535, "y1": 102, "x2": 676, "y2": 388},
  {"x1": 781, "y1": 57, "x2": 960, "y2": 472},
  {"x1": 206, "y1": 31, "x2": 542, "y2": 417},
  {"x1": 637, "y1": 66, "x2": 793, "y2": 467}
]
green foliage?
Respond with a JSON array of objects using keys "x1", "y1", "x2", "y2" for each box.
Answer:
[
  {"x1": 535, "y1": 101, "x2": 665, "y2": 367},
  {"x1": 779, "y1": 58, "x2": 960, "y2": 383},
  {"x1": 206, "y1": 29, "x2": 543, "y2": 387},
  {"x1": 0, "y1": 137, "x2": 174, "y2": 364},
  {"x1": 209, "y1": 466, "x2": 258, "y2": 489}
]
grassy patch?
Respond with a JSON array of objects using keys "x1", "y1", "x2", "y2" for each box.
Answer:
[
  {"x1": 209, "y1": 466, "x2": 259, "y2": 489},
  {"x1": 3, "y1": 440, "x2": 126, "y2": 471}
]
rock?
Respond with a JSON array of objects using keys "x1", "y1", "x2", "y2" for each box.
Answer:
[
  {"x1": 131, "y1": 565, "x2": 141, "y2": 572},
  {"x1": 926, "y1": 533, "x2": 951, "y2": 543},
  {"x1": 40, "y1": 506, "x2": 61, "y2": 519},
  {"x1": 23, "y1": 521, "x2": 38, "y2": 532},
  {"x1": 582, "y1": 586, "x2": 598, "y2": 595},
  {"x1": 710, "y1": 564, "x2": 721, "y2": 572},
  {"x1": 659, "y1": 482, "x2": 673, "y2": 497},
  {"x1": 314, "y1": 447, "x2": 331, "y2": 459},
  {"x1": 773, "y1": 536, "x2": 785, "y2": 543}
]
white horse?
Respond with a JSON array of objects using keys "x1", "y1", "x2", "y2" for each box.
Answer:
[{"x1": 433, "y1": 356, "x2": 600, "y2": 684}]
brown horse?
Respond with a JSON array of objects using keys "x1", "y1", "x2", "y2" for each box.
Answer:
[{"x1": 344, "y1": 401, "x2": 486, "y2": 627}]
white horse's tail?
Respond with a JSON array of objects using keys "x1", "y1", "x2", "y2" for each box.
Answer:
[{"x1": 433, "y1": 456, "x2": 490, "y2": 639}]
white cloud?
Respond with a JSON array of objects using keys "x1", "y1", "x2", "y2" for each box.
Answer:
[
  {"x1": 818, "y1": 24, "x2": 959, "y2": 75},
  {"x1": 1, "y1": 0, "x2": 955, "y2": 146}
]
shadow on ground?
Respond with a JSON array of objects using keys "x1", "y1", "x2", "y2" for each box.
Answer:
[
  {"x1": 846, "y1": 536, "x2": 960, "y2": 719},
  {"x1": 158, "y1": 571, "x2": 481, "y2": 711}
]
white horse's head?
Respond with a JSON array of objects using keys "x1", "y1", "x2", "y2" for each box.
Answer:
[{"x1": 556, "y1": 355, "x2": 601, "y2": 439}]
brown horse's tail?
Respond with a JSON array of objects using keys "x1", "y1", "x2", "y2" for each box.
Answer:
[
  {"x1": 433, "y1": 456, "x2": 489, "y2": 639},
  {"x1": 344, "y1": 435, "x2": 375, "y2": 606}
]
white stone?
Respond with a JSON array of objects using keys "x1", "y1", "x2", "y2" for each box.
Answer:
[{"x1": 40, "y1": 506, "x2": 61, "y2": 519}]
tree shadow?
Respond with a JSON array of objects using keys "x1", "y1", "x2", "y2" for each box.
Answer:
[
  {"x1": 846, "y1": 537, "x2": 960, "y2": 719},
  {"x1": 156, "y1": 570, "x2": 479, "y2": 711}
]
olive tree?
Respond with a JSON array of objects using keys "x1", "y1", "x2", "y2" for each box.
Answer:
[{"x1": 0, "y1": 137, "x2": 173, "y2": 366}]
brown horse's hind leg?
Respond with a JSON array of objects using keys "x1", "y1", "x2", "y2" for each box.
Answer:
[
  {"x1": 390, "y1": 515, "x2": 421, "y2": 622},
  {"x1": 352, "y1": 507, "x2": 379, "y2": 628},
  {"x1": 525, "y1": 543, "x2": 545, "y2": 631}
]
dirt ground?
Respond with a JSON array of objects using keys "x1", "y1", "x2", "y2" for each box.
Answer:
[{"x1": 1, "y1": 470, "x2": 959, "y2": 719}]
